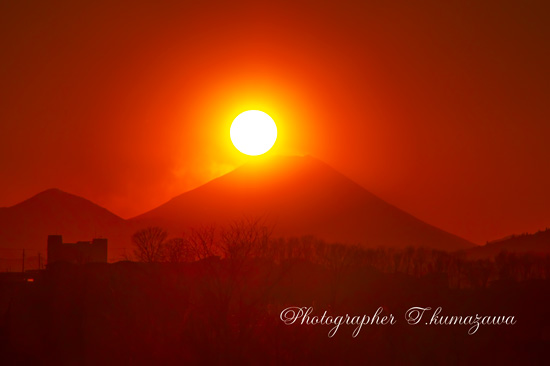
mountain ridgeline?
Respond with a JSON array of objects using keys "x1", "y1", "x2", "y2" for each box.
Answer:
[
  {"x1": 0, "y1": 188, "x2": 135, "y2": 260},
  {"x1": 467, "y1": 228, "x2": 550, "y2": 258},
  {"x1": 15, "y1": 155, "x2": 550, "y2": 260},
  {"x1": 131, "y1": 156, "x2": 472, "y2": 251}
]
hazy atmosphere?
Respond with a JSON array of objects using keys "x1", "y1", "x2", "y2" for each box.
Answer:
[{"x1": 1, "y1": 0, "x2": 549, "y2": 244}]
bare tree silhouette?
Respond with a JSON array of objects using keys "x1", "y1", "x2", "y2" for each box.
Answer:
[
  {"x1": 219, "y1": 217, "x2": 272, "y2": 262},
  {"x1": 132, "y1": 226, "x2": 168, "y2": 263},
  {"x1": 187, "y1": 225, "x2": 218, "y2": 261},
  {"x1": 163, "y1": 237, "x2": 193, "y2": 263}
]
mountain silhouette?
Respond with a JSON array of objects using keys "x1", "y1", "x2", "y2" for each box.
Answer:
[
  {"x1": 131, "y1": 156, "x2": 473, "y2": 250},
  {"x1": 467, "y1": 228, "x2": 550, "y2": 258},
  {"x1": 0, "y1": 189, "x2": 133, "y2": 259},
  {"x1": 0, "y1": 157, "x2": 474, "y2": 260}
]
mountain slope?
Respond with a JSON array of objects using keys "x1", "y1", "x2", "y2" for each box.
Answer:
[
  {"x1": 132, "y1": 156, "x2": 473, "y2": 250},
  {"x1": 467, "y1": 228, "x2": 550, "y2": 258},
  {"x1": 0, "y1": 189, "x2": 133, "y2": 258}
]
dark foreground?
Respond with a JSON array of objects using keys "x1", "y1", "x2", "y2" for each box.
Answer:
[{"x1": 1, "y1": 247, "x2": 549, "y2": 365}]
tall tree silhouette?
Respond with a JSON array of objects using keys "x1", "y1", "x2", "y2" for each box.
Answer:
[{"x1": 132, "y1": 226, "x2": 168, "y2": 263}]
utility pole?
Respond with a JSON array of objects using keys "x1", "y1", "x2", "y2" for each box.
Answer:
[
  {"x1": 22, "y1": 249, "x2": 25, "y2": 273},
  {"x1": 38, "y1": 252, "x2": 42, "y2": 270}
]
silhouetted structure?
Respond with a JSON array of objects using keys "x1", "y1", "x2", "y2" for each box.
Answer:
[
  {"x1": 1, "y1": 228, "x2": 549, "y2": 365},
  {"x1": 47, "y1": 235, "x2": 107, "y2": 265}
]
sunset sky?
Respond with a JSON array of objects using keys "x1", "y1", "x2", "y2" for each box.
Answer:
[{"x1": 1, "y1": 0, "x2": 549, "y2": 244}]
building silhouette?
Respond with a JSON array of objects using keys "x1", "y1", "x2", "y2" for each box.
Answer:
[{"x1": 47, "y1": 235, "x2": 107, "y2": 265}]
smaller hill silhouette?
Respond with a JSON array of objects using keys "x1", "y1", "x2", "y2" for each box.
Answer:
[
  {"x1": 467, "y1": 228, "x2": 550, "y2": 258},
  {"x1": 0, "y1": 157, "x2": 475, "y2": 258},
  {"x1": 0, "y1": 189, "x2": 133, "y2": 258}
]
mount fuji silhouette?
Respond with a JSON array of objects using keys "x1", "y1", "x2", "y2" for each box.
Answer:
[
  {"x1": 131, "y1": 155, "x2": 472, "y2": 250},
  {"x1": 0, "y1": 156, "x2": 473, "y2": 259}
]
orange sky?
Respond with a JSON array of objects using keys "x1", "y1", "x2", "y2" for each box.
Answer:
[{"x1": 1, "y1": 0, "x2": 549, "y2": 244}]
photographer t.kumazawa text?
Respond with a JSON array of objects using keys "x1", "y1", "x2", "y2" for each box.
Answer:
[{"x1": 280, "y1": 306, "x2": 516, "y2": 337}]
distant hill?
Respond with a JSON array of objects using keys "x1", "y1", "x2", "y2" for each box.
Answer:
[
  {"x1": 0, "y1": 189, "x2": 134, "y2": 261},
  {"x1": 467, "y1": 228, "x2": 550, "y2": 258},
  {"x1": 131, "y1": 156, "x2": 473, "y2": 250},
  {"x1": 0, "y1": 156, "x2": 476, "y2": 261}
]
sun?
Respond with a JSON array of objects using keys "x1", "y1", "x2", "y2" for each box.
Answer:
[{"x1": 230, "y1": 110, "x2": 277, "y2": 156}]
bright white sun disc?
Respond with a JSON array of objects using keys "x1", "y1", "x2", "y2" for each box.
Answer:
[{"x1": 230, "y1": 110, "x2": 277, "y2": 156}]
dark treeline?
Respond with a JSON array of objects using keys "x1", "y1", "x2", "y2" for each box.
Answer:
[
  {"x1": 1, "y1": 221, "x2": 549, "y2": 365},
  {"x1": 131, "y1": 221, "x2": 550, "y2": 288}
]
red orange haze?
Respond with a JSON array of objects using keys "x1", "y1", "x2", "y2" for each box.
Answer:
[
  {"x1": 1, "y1": 0, "x2": 549, "y2": 246},
  {"x1": 2, "y1": 3, "x2": 550, "y2": 366}
]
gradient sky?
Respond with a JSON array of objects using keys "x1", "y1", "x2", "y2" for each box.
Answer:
[{"x1": 1, "y1": 0, "x2": 549, "y2": 244}]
